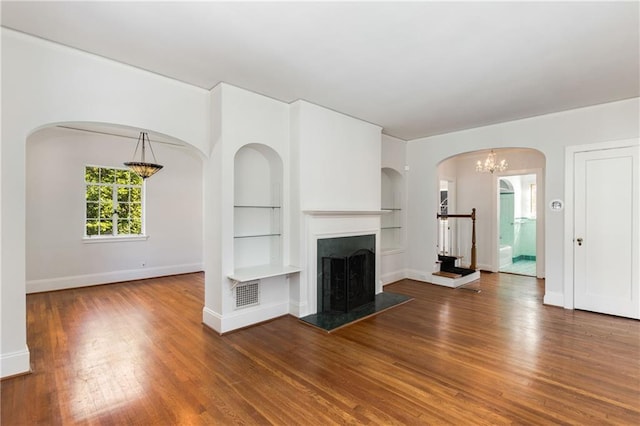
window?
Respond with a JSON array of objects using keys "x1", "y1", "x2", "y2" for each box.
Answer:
[
  {"x1": 85, "y1": 166, "x2": 144, "y2": 237},
  {"x1": 530, "y1": 183, "x2": 537, "y2": 217}
]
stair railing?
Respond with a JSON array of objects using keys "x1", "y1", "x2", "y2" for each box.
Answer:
[{"x1": 436, "y1": 208, "x2": 477, "y2": 270}]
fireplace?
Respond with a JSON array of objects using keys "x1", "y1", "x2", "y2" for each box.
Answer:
[{"x1": 317, "y1": 234, "x2": 375, "y2": 313}]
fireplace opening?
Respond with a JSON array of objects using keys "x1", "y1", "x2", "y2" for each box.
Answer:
[{"x1": 317, "y1": 235, "x2": 375, "y2": 313}]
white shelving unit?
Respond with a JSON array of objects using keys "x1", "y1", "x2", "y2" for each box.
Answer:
[
  {"x1": 381, "y1": 168, "x2": 404, "y2": 252},
  {"x1": 231, "y1": 144, "x2": 299, "y2": 283},
  {"x1": 233, "y1": 204, "x2": 282, "y2": 270},
  {"x1": 228, "y1": 264, "x2": 302, "y2": 285}
]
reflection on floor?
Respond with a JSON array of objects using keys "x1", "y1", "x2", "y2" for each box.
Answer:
[{"x1": 500, "y1": 260, "x2": 536, "y2": 276}]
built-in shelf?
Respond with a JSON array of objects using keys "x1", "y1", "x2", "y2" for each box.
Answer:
[
  {"x1": 228, "y1": 264, "x2": 302, "y2": 283},
  {"x1": 234, "y1": 144, "x2": 284, "y2": 270},
  {"x1": 234, "y1": 233, "x2": 281, "y2": 239},
  {"x1": 234, "y1": 205, "x2": 281, "y2": 209},
  {"x1": 303, "y1": 210, "x2": 387, "y2": 216},
  {"x1": 381, "y1": 168, "x2": 404, "y2": 251}
]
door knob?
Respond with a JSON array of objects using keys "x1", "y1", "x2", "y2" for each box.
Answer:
[{"x1": 576, "y1": 238, "x2": 583, "y2": 246}]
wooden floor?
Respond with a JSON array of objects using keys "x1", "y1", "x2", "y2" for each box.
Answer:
[{"x1": 2, "y1": 273, "x2": 639, "y2": 425}]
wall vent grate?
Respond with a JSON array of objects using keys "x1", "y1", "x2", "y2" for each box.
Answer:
[{"x1": 235, "y1": 280, "x2": 260, "y2": 309}]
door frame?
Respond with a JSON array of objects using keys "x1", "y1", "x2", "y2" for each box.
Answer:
[
  {"x1": 438, "y1": 178, "x2": 457, "y2": 256},
  {"x1": 493, "y1": 168, "x2": 544, "y2": 277},
  {"x1": 563, "y1": 138, "x2": 640, "y2": 309}
]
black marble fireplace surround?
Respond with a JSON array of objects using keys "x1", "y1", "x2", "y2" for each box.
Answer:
[{"x1": 317, "y1": 234, "x2": 375, "y2": 313}]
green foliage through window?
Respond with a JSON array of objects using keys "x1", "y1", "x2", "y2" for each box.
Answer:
[{"x1": 85, "y1": 166, "x2": 143, "y2": 236}]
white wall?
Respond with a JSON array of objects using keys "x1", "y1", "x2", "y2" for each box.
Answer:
[
  {"x1": 1, "y1": 28, "x2": 210, "y2": 378},
  {"x1": 26, "y1": 127, "x2": 203, "y2": 292},
  {"x1": 406, "y1": 98, "x2": 639, "y2": 305},
  {"x1": 293, "y1": 100, "x2": 382, "y2": 211}
]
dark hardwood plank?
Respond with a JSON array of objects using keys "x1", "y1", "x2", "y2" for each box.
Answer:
[{"x1": 2, "y1": 272, "x2": 639, "y2": 425}]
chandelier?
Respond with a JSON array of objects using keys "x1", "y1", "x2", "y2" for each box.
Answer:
[
  {"x1": 124, "y1": 132, "x2": 163, "y2": 179},
  {"x1": 476, "y1": 150, "x2": 507, "y2": 174}
]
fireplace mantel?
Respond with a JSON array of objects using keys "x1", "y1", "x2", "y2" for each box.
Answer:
[{"x1": 294, "y1": 209, "x2": 383, "y2": 318}]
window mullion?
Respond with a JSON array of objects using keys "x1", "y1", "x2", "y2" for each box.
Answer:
[
  {"x1": 141, "y1": 182, "x2": 146, "y2": 235},
  {"x1": 112, "y1": 184, "x2": 118, "y2": 236}
]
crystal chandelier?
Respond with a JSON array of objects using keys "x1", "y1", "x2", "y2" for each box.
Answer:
[
  {"x1": 124, "y1": 132, "x2": 163, "y2": 179},
  {"x1": 476, "y1": 150, "x2": 507, "y2": 174}
]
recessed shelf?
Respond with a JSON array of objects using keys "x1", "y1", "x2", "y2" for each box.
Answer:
[
  {"x1": 302, "y1": 210, "x2": 387, "y2": 216},
  {"x1": 234, "y1": 233, "x2": 281, "y2": 239},
  {"x1": 381, "y1": 168, "x2": 404, "y2": 251},
  {"x1": 234, "y1": 144, "x2": 284, "y2": 271},
  {"x1": 228, "y1": 264, "x2": 302, "y2": 283}
]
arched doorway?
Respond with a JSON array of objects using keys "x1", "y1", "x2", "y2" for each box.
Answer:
[
  {"x1": 25, "y1": 122, "x2": 205, "y2": 293},
  {"x1": 437, "y1": 148, "x2": 545, "y2": 278}
]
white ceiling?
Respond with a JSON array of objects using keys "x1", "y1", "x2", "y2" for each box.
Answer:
[{"x1": 2, "y1": 1, "x2": 638, "y2": 140}]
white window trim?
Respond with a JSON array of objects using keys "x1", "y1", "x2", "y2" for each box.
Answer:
[
  {"x1": 84, "y1": 165, "x2": 146, "y2": 238},
  {"x1": 83, "y1": 235, "x2": 149, "y2": 244}
]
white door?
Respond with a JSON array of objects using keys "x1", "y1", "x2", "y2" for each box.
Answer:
[{"x1": 574, "y1": 146, "x2": 639, "y2": 318}]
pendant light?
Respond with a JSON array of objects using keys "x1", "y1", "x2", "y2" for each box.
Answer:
[{"x1": 124, "y1": 131, "x2": 163, "y2": 179}]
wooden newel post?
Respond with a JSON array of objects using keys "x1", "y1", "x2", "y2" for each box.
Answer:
[{"x1": 470, "y1": 208, "x2": 477, "y2": 270}]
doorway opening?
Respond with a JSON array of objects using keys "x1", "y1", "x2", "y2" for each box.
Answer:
[{"x1": 498, "y1": 174, "x2": 537, "y2": 276}]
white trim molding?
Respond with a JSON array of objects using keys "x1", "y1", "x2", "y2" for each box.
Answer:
[
  {"x1": 406, "y1": 269, "x2": 432, "y2": 283},
  {"x1": 1, "y1": 346, "x2": 31, "y2": 379},
  {"x1": 381, "y1": 270, "x2": 407, "y2": 286},
  {"x1": 219, "y1": 301, "x2": 289, "y2": 334},
  {"x1": 26, "y1": 263, "x2": 203, "y2": 293},
  {"x1": 203, "y1": 302, "x2": 289, "y2": 334},
  {"x1": 202, "y1": 306, "x2": 222, "y2": 333},
  {"x1": 82, "y1": 235, "x2": 149, "y2": 244},
  {"x1": 288, "y1": 299, "x2": 307, "y2": 318},
  {"x1": 543, "y1": 291, "x2": 564, "y2": 307}
]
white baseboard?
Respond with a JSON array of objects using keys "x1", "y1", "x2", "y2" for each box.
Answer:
[
  {"x1": 1, "y1": 346, "x2": 31, "y2": 379},
  {"x1": 219, "y1": 301, "x2": 289, "y2": 334},
  {"x1": 26, "y1": 263, "x2": 203, "y2": 293},
  {"x1": 476, "y1": 263, "x2": 492, "y2": 271},
  {"x1": 381, "y1": 270, "x2": 407, "y2": 286},
  {"x1": 543, "y1": 291, "x2": 564, "y2": 307},
  {"x1": 288, "y1": 300, "x2": 307, "y2": 318},
  {"x1": 202, "y1": 306, "x2": 222, "y2": 334},
  {"x1": 405, "y1": 269, "x2": 431, "y2": 283},
  {"x1": 203, "y1": 302, "x2": 289, "y2": 334}
]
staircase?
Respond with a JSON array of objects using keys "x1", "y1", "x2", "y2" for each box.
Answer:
[{"x1": 431, "y1": 255, "x2": 480, "y2": 288}]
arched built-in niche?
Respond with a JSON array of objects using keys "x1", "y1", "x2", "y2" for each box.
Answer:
[
  {"x1": 233, "y1": 143, "x2": 284, "y2": 270},
  {"x1": 381, "y1": 167, "x2": 404, "y2": 252}
]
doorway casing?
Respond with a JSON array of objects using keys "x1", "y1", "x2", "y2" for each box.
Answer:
[
  {"x1": 563, "y1": 138, "x2": 640, "y2": 313},
  {"x1": 494, "y1": 167, "x2": 545, "y2": 278}
]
